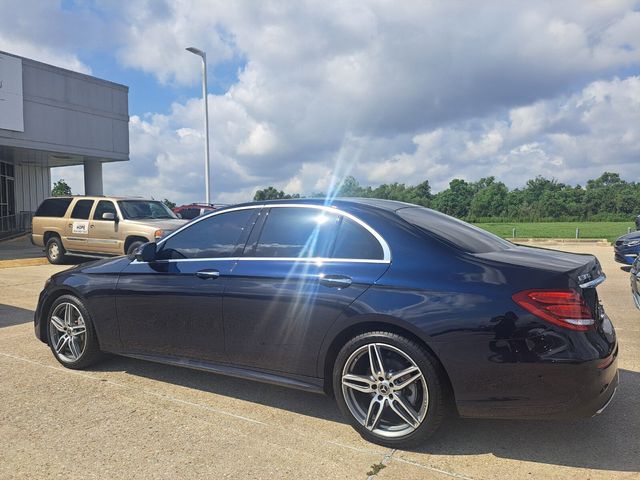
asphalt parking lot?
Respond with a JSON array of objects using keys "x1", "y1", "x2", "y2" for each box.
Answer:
[{"x1": 1, "y1": 243, "x2": 639, "y2": 479}]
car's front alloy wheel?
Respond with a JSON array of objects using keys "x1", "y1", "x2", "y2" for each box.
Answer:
[
  {"x1": 333, "y1": 332, "x2": 448, "y2": 447},
  {"x1": 47, "y1": 295, "x2": 102, "y2": 369},
  {"x1": 49, "y1": 302, "x2": 87, "y2": 362}
]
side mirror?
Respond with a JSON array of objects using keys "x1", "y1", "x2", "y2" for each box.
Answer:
[
  {"x1": 134, "y1": 242, "x2": 157, "y2": 262},
  {"x1": 102, "y1": 212, "x2": 117, "y2": 221}
]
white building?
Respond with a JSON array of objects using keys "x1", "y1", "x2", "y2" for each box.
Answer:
[{"x1": 0, "y1": 51, "x2": 129, "y2": 238}]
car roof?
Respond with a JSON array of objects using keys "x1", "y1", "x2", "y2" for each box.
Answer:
[
  {"x1": 43, "y1": 196, "x2": 158, "y2": 201},
  {"x1": 224, "y1": 197, "x2": 417, "y2": 213}
]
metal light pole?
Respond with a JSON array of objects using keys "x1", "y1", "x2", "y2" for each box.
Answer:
[{"x1": 186, "y1": 47, "x2": 211, "y2": 204}]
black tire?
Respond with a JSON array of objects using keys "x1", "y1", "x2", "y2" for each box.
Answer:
[
  {"x1": 333, "y1": 331, "x2": 449, "y2": 448},
  {"x1": 126, "y1": 240, "x2": 145, "y2": 256},
  {"x1": 47, "y1": 294, "x2": 103, "y2": 369},
  {"x1": 45, "y1": 236, "x2": 66, "y2": 264}
]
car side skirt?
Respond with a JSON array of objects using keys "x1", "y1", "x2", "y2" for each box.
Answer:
[{"x1": 118, "y1": 352, "x2": 325, "y2": 394}]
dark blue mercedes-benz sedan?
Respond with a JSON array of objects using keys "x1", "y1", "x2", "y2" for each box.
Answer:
[{"x1": 34, "y1": 198, "x2": 618, "y2": 447}]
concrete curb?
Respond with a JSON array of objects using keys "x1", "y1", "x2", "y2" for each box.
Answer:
[
  {"x1": 509, "y1": 238, "x2": 611, "y2": 246},
  {"x1": 0, "y1": 258, "x2": 49, "y2": 269}
]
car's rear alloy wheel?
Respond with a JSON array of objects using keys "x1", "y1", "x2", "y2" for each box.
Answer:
[
  {"x1": 334, "y1": 332, "x2": 448, "y2": 447},
  {"x1": 48, "y1": 295, "x2": 102, "y2": 369}
]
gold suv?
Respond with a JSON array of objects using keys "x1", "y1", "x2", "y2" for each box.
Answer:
[{"x1": 32, "y1": 196, "x2": 187, "y2": 264}]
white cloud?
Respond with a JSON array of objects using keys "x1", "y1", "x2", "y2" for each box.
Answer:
[
  {"x1": 10, "y1": 1, "x2": 640, "y2": 203},
  {"x1": 365, "y1": 76, "x2": 640, "y2": 191},
  {"x1": 0, "y1": 34, "x2": 91, "y2": 74}
]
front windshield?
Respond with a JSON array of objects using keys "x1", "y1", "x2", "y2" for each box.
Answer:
[{"x1": 118, "y1": 200, "x2": 177, "y2": 220}]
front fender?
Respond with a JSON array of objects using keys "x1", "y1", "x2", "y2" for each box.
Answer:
[{"x1": 36, "y1": 257, "x2": 129, "y2": 350}]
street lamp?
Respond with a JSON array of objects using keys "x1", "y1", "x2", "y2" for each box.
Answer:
[{"x1": 186, "y1": 46, "x2": 211, "y2": 204}]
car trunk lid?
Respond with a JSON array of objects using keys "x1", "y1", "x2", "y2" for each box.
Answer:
[{"x1": 475, "y1": 245, "x2": 605, "y2": 321}]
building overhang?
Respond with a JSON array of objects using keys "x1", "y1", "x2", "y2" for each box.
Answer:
[{"x1": 0, "y1": 144, "x2": 128, "y2": 168}]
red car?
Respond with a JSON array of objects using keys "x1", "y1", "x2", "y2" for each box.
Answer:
[{"x1": 172, "y1": 203, "x2": 228, "y2": 220}]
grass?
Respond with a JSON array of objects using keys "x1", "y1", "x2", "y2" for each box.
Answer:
[{"x1": 473, "y1": 221, "x2": 635, "y2": 244}]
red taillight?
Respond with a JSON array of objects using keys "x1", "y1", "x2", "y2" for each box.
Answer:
[{"x1": 512, "y1": 289, "x2": 594, "y2": 331}]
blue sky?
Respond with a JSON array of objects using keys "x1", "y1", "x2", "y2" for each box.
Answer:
[{"x1": 2, "y1": 1, "x2": 640, "y2": 205}]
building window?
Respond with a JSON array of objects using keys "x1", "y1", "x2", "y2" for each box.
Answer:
[{"x1": 0, "y1": 161, "x2": 16, "y2": 234}]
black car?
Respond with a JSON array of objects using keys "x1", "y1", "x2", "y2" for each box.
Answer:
[{"x1": 34, "y1": 199, "x2": 618, "y2": 447}]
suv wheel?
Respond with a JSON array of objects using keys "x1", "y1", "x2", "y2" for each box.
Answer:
[
  {"x1": 333, "y1": 331, "x2": 448, "y2": 448},
  {"x1": 45, "y1": 236, "x2": 66, "y2": 264},
  {"x1": 126, "y1": 240, "x2": 145, "y2": 256}
]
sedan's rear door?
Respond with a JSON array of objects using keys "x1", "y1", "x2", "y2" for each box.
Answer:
[
  {"x1": 63, "y1": 199, "x2": 95, "y2": 252},
  {"x1": 223, "y1": 206, "x2": 390, "y2": 377}
]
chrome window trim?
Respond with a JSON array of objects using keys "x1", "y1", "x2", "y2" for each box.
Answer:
[
  {"x1": 132, "y1": 257, "x2": 390, "y2": 265},
  {"x1": 151, "y1": 203, "x2": 391, "y2": 263}
]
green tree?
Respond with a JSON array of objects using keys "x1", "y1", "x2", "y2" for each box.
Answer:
[
  {"x1": 162, "y1": 198, "x2": 176, "y2": 209},
  {"x1": 254, "y1": 186, "x2": 300, "y2": 201},
  {"x1": 338, "y1": 176, "x2": 365, "y2": 197},
  {"x1": 584, "y1": 172, "x2": 626, "y2": 217},
  {"x1": 431, "y1": 179, "x2": 475, "y2": 217},
  {"x1": 51, "y1": 179, "x2": 72, "y2": 196},
  {"x1": 468, "y1": 181, "x2": 508, "y2": 219}
]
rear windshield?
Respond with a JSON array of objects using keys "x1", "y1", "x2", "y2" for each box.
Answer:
[
  {"x1": 397, "y1": 206, "x2": 512, "y2": 253},
  {"x1": 35, "y1": 198, "x2": 73, "y2": 217}
]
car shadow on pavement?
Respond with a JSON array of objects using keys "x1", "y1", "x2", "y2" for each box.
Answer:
[
  {"x1": 93, "y1": 354, "x2": 640, "y2": 472},
  {"x1": 93, "y1": 355, "x2": 345, "y2": 424},
  {"x1": 409, "y1": 368, "x2": 640, "y2": 472},
  {"x1": 0, "y1": 304, "x2": 34, "y2": 328}
]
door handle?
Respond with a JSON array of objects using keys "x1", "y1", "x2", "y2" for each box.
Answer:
[
  {"x1": 196, "y1": 269, "x2": 220, "y2": 280},
  {"x1": 319, "y1": 274, "x2": 352, "y2": 288}
]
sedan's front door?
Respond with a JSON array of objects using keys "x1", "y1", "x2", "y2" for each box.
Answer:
[
  {"x1": 115, "y1": 208, "x2": 258, "y2": 362},
  {"x1": 223, "y1": 206, "x2": 390, "y2": 377}
]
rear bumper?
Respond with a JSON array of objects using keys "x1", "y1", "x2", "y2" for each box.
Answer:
[
  {"x1": 456, "y1": 348, "x2": 619, "y2": 419},
  {"x1": 567, "y1": 352, "x2": 619, "y2": 419}
]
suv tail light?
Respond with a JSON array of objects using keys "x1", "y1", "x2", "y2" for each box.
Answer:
[{"x1": 512, "y1": 289, "x2": 594, "y2": 331}]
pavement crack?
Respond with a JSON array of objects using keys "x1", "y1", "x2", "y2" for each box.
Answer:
[{"x1": 366, "y1": 448, "x2": 395, "y2": 479}]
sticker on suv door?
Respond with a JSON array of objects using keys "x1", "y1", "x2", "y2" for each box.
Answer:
[{"x1": 72, "y1": 221, "x2": 89, "y2": 234}]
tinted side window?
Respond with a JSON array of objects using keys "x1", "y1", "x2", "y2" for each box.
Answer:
[
  {"x1": 35, "y1": 198, "x2": 72, "y2": 217},
  {"x1": 93, "y1": 201, "x2": 117, "y2": 220},
  {"x1": 252, "y1": 208, "x2": 339, "y2": 258},
  {"x1": 332, "y1": 217, "x2": 384, "y2": 260},
  {"x1": 70, "y1": 200, "x2": 94, "y2": 220},
  {"x1": 159, "y1": 209, "x2": 255, "y2": 259}
]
